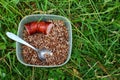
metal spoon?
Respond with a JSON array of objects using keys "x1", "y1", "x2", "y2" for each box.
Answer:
[{"x1": 6, "y1": 32, "x2": 53, "y2": 61}]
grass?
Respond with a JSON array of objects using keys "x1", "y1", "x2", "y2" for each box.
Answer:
[{"x1": 0, "y1": 0, "x2": 120, "y2": 80}]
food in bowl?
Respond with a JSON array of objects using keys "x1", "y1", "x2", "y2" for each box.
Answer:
[{"x1": 22, "y1": 20, "x2": 69, "y2": 66}]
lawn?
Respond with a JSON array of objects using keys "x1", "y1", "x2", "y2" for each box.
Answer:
[{"x1": 0, "y1": 0, "x2": 120, "y2": 80}]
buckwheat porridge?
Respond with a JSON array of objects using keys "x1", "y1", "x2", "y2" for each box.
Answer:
[{"x1": 22, "y1": 20, "x2": 69, "y2": 65}]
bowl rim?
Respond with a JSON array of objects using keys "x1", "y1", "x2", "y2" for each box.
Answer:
[{"x1": 16, "y1": 14, "x2": 72, "y2": 67}]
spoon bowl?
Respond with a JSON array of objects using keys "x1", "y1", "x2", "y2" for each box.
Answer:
[{"x1": 6, "y1": 32, "x2": 53, "y2": 61}]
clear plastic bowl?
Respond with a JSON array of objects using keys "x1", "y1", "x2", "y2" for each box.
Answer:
[{"x1": 16, "y1": 14, "x2": 72, "y2": 67}]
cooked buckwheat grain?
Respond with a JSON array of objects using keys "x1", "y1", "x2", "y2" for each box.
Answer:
[{"x1": 22, "y1": 20, "x2": 69, "y2": 65}]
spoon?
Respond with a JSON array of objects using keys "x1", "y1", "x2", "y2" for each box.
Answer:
[{"x1": 6, "y1": 32, "x2": 53, "y2": 61}]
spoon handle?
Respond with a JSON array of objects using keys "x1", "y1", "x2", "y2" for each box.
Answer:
[{"x1": 6, "y1": 32, "x2": 37, "y2": 51}]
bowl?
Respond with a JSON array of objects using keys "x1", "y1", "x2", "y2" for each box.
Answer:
[{"x1": 16, "y1": 14, "x2": 72, "y2": 67}]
